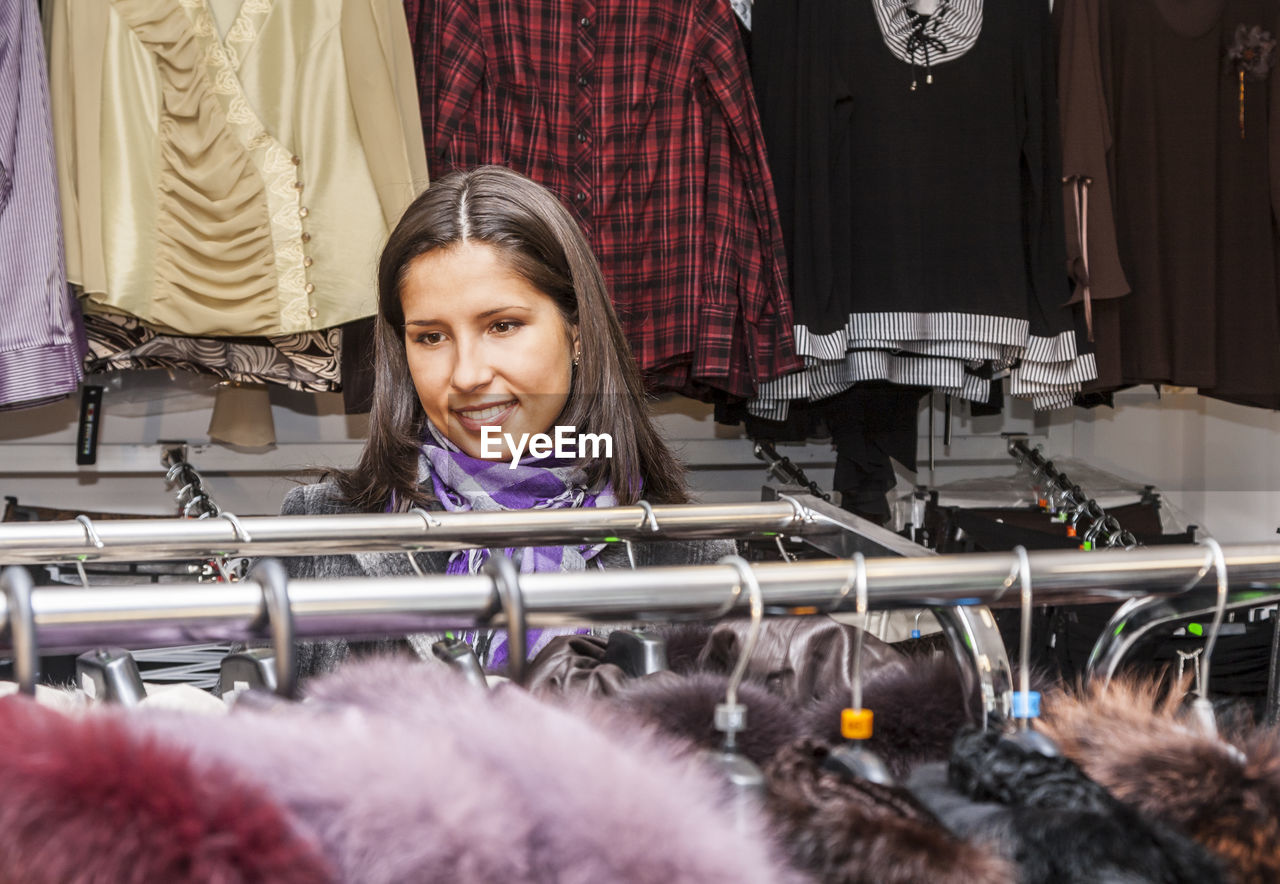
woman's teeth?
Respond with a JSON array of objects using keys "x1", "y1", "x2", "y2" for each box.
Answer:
[{"x1": 460, "y1": 401, "x2": 513, "y2": 421}]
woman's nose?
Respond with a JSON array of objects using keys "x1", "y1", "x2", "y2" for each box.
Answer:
[{"x1": 450, "y1": 340, "x2": 494, "y2": 392}]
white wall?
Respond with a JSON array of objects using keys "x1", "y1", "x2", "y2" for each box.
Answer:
[
  {"x1": 2, "y1": 371, "x2": 1277, "y2": 542},
  {"x1": 1071, "y1": 388, "x2": 1280, "y2": 542}
]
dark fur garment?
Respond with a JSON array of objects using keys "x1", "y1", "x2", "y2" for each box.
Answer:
[
  {"x1": 1039, "y1": 676, "x2": 1280, "y2": 883},
  {"x1": 942, "y1": 727, "x2": 1226, "y2": 884},
  {"x1": 765, "y1": 739, "x2": 1016, "y2": 884},
  {"x1": 608, "y1": 671, "x2": 804, "y2": 766},
  {"x1": 803, "y1": 652, "x2": 970, "y2": 778}
]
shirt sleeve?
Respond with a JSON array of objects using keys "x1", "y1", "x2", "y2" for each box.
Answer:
[
  {"x1": 0, "y1": 1, "x2": 21, "y2": 216},
  {"x1": 419, "y1": 0, "x2": 486, "y2": 176},
  {"x1": 694, "y1": 7, "x2": 801, "y2": 397}
]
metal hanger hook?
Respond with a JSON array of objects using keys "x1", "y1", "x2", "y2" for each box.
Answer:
[
  {"x1": 1198, "y1": 538, "x2": 1228, "y2": 702},
  {"x1": 718, "y1": 555, "x2": 764, "y2": 710},
  {"x1": 483, "y1": 554, "x2": 527, "y2": 684},
  {"x1": 408, "y1": 506, "x2": 442, "y2": 531},
  {"x1": 635, "y1": 500, "x2": 660, "y2": 533},
  {"x1": 248, "y1": 558, "x2": 297, "y2": 699},
  {"x1": 1012, "y1": 545, "x2": 1033, "y2": 731},
  {"x1": 0, "y1": 566, "x2": 38, "y2": 696},
  {"x1": 76, "y1": 514, "x2": 105, "y2": 550},
  {"x1": 775, "y1": 492, "x2": 812, "y2": 526},
  {"x1": 218, "y1": 511, "x2": 253, "y2": 544},
  {"x1": 850, "y1": 552, "x2": 869, "y2": 714}
]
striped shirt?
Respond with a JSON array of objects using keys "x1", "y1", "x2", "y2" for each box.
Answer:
[{"x1": 0, "y1": 0, "x2": 84, "y2": 410}]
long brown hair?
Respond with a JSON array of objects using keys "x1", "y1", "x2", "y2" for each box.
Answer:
[{"x1": 335, "y1": 166, "x2": 689, "y2": 512}]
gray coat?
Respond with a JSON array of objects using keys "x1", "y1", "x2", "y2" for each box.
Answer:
[{"x1": 278, "y1": 482, "x2": 736, "y2": 678}]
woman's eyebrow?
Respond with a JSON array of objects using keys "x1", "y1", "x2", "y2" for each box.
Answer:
[
  {"x1": 405, "y1": 304, "x2": 533, "y2": 326},
  {"x1": 475, "y1": 304, "x2": 532, "y2": 319}
]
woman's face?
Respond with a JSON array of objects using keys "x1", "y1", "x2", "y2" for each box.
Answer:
[{"x1": 400, "y1": 241, "x2": 578, "y2": 460}]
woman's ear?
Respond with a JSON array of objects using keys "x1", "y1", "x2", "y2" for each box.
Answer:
[{"x1": 570, "y1": 326, "x2": 581, "y2": 365}]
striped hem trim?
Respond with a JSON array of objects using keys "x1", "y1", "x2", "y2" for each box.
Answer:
[
  {"x1": 1013, "y1": 352, "x2": 1098, "y2": 388},
  {"x1": 848, "y1": 339, "x2": 1024, "y2": 361},
  {"x1": 749, "y1": 351, "x2": 1097, "y2": 421},
  {"x1": 1023, "y1": 330, "x2": 1079, "y2": 365},
  {"x1": 795, "y1": 312, "x2": 1032, "y2": 362}
]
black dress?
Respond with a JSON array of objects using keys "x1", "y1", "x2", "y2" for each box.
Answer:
[{"x1": 750, "y1": 0, "x2": 1094, "y2": 419}]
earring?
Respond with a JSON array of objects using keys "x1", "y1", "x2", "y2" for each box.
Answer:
[{"x1": 572, "y1": 352, "x2": 580, "y2": 367}]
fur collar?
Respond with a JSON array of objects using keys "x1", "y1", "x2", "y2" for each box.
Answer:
[{"x1": 1040, "y1": 676, "x2": 1280, "y2": 882}]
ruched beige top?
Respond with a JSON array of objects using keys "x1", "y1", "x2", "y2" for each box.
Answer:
[{"x1": 48, "y1": 0, "x2": 428, "y2": 337}]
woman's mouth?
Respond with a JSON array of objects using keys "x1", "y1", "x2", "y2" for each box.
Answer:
[{"x1": 452, "y1": 399, "x2": 518, "y2": 431}]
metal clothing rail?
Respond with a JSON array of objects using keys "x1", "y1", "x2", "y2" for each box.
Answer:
[
  {"x1": 0, "y1": 500, "x2": 814, "y2": 565},
  {"x1": 8, "y1": 543, "x2": 1278, "y2": 649},
  {"x1": 4, "y1": 543, "x2": 1279, "y2": 715}
]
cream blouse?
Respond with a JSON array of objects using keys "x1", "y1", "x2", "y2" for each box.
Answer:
[{"x1": 48, "y1": 0, "x2": 428, "y2": 337}]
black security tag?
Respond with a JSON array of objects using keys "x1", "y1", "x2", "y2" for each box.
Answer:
[{"x1": 76, "y1": 384, "x2": 104, "y2": 465}]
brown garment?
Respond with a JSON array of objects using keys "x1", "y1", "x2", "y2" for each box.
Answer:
[
  {"x1": 525, "y1": 617, "x2": 904, "y2": 706},
  {"x1": 1062, "y1": 0, "x2": 1280, "y2": 403},
  {"x1": 1057, "y1": 0, "x2": 1131, "y2": 319}
]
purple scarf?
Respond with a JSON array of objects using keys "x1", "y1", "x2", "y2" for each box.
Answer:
[{"x1": 418, "y1": 420, "x2": 617, "y2": 575}]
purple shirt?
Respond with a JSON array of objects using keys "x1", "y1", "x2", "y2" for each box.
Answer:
[{"x1": 0, "y1": 0, "x2": 85, "y2": 410}]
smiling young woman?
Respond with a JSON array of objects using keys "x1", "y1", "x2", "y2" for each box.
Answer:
[{"x1": 279, "y1": 167, "x2": 733, "y2": 674}]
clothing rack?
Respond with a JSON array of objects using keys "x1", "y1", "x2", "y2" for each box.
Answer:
[
  {"x1": 0, "y1": 499, "x2": 819, "y2": 565},
  {"x1": 161, "y1": 444, "x2": 222, "y2": 519},
  {"x1": 4, "y1": 541, "x2": 1279, "y2": 722},
  {"x1": 1006, "y1": 436, "x2": 1152, "y2": 549},
  {"x1": 752, "y1": 440, "x2": 832, "y2": 502}
]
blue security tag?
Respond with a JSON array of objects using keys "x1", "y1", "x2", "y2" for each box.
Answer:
[{"x1": 1012, "y1": 690, "x2": 1041, "y2": 719}]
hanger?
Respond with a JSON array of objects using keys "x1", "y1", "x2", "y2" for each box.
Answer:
[
  {"x1": 217, "y1": 558, "x2": 297, "y2": 700},
  {"x1": 76, "y1": 648, "x2": 147, "y2": 705},
  {"x1": 1002, "y1": 546, "x2": 1060, "y2": 756},
  {"x1": 602, "y1": 630, "x2": 669, "y2": 676},
  {"x1": 431, "y1": 637, "x2": 490, "y2": 690},
  {"x1": 822, "y1": 552, "x2": 894, "y2": 785},
  {"x1": 698, "y1": 555, "x2": 766, "y2": 828},
  {"x1": 0, "y1": 566, "x2": 38, "y2": 695},
  {"x1": 1188, "y1": 538, "x2": 1228, "y2": 738},
  {"x1": 623, "y1": 500, "x2": 660, "y2": 570},
  {"x1": 404, "y1": 507, "x2": 442, "y2": 577},
  {"x1": 211, "y1": 511, "x2": 253, "y2": 582},
  {"x1": 71, "y1": 515, "x2": 151, "y2": 703},
  {"x1": 483, "y1": 553, "x2": 528, "y2": 684}
]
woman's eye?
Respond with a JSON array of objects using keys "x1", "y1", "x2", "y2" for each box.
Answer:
[
  {"x1": 416, "y1": 332, "x2": 445, "y2": 345},
  {"x1": 491, "y1": 320, "x2": 523, "y2": 334}
]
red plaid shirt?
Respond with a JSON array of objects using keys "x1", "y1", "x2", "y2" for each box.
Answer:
[{"x1": 401, "y1": 0, "x2": 801, "y2": 400}]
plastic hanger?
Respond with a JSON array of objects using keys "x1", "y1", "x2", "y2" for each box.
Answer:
[
  {"x1": 822, "y1": 553, "x2": 894, "y2": 785},
  {"x1": 76, "y1": 648, "x2": 146, "y2": 705},
  {"x1": 0, "y1": 566, "x2": 38, "y2": 695},
  {"x1": 699, "y1": 555, "x2": 767, "y2": 831},
  {"x1": 602, "y1": 630, "x2": 669, "y2": 676},
  {"x1": 65, "y1": 526, "x2": 149, "y2": 704},
  {"x1": 430, "y1": 637, "x2": 489, "y2": 690},
  {"x1": 1002, "y1": 545, "x2": 1060, "y2": 756},
  {"x1": 484, "y1": 553, "x2": 528, "y2": 684},
  {"x1": 217, "y1": 558, "x2": 297, "y2": 700}
]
